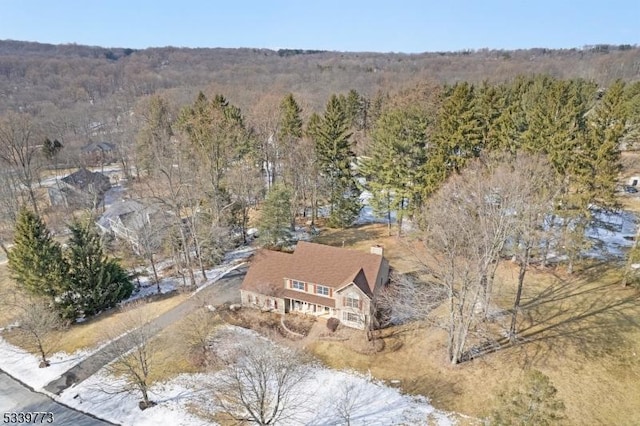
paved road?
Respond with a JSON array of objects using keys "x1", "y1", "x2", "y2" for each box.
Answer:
[
  {"x1": 0, "y1": 372, "x2": 113, "y2": 425},
  {"x1": 44, "y1": 266, "x2": 246, "y2": 395}
]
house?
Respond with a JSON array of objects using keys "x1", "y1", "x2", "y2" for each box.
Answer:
[
  {"x1": 96, "y1": 199, "x2": 167, "y2": 254},
  {"x1": 240, "y1": 242, "x2": 390, "y2": 330},
  {"x1": 48, "y1": 168, "x2": 111, "y2": 209},
  {"x1": 81, "y1": 141, "x2": 116, "y2": 166}
]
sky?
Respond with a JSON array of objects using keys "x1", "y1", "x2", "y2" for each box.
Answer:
[{"x1": 0, "y1": 1, "x2": 638, "y2": 53}]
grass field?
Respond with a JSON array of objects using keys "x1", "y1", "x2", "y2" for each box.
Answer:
[{"x1": 309, "y1": 223, "x2": 640, "y2": 425}]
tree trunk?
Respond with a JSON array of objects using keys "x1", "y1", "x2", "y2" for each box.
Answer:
[
  {"x1": 28, "y1": 186, "x2": 39, "y2": 215},
  {"x1": 397, "y1": 199, "x2": 404, "y2": 238},
  {"x1": 36, "y1": 339, "x2": 48, "y2": 366},
  {"x1": 150, "y1": 254, "x2": 160, "y2": 293},
  {"x1": 510, "y1": 245, "x2": 530, "y2": 341}
]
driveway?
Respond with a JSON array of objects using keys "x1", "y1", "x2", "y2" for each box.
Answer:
[
  {"x1": 44, "y1": 265, "x2": 247, "y2": 395},
  {"x1": 0, "y1": 372, "x2": 113, "y2": 425}
]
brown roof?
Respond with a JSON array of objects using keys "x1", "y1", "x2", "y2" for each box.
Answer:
[
  {"x1": 282, "y1": 289, "x2": 336, "y2": 308},
  {"x1": 241, "y1": 241, "x2": 385, "y2": 299},
  {"x1": 240, "y1": 249, "x2": 292, "y2": 298}
]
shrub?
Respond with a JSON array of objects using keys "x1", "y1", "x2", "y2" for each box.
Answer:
[{"x1": 327, "y1": 317, "x2": 340, "y2": 332}]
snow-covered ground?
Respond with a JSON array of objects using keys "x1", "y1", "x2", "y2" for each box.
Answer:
[
  {"x1": 57, "y1": 326, "x2": 458, "y2": 426},
  {"x1": 126, "y1": 245, "x2": 256, "y2": 302},
  {"x1": 585, "y1": 207, "x2": 637, "y2": 258},
  {"x1": 0, "y1": 338, "x2": 93, "y2": 390}
]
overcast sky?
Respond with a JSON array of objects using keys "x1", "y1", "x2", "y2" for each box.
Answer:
[{"x1": 0, "y1": 0, "x2": 638, "y2": 53}]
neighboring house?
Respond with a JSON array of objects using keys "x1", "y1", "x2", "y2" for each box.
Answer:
[
  {"x1": 96, "y1": 199, "x2": 166, "y2": 254},
  {"x1": 48, "y1": 168, "x2": 111, "y2": 209},
  {"x1": 81, "y1": 141, "x2": 116, "y2": 166},
  {"x1": 240, "y1": 241, "x2": 390, "y2": 330}
]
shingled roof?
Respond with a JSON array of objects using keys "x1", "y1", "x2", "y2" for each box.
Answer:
[{"x1": 241, "y1": 241, "x2": 385, "y2": 298}]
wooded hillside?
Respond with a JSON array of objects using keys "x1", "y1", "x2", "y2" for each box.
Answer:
[{"x1": 1, "y1": 40, "x2": 639, "y2": 114}]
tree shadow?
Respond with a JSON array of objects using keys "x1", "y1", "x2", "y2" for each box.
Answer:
[{"x1": 465, "y1": 264, "x2": 640, "y2": 364}]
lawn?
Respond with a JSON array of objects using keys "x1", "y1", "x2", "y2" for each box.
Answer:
[
  {"x1": 310, "y1": 223, "x2": 640, "y2": 425},
  {"x1": 1, "y1": 267, "x2": 189, "y2": 356},
  {"x1": 0, "y1": 263, "x2": 21, "y2": 328}
]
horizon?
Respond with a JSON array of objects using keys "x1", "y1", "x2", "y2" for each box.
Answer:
[
  {"x1": 0, "y1": 1, "x2": 638, "y2": 54},
  {"x1": 1, "y1": 37, "x2": 637, "y2": 55}
]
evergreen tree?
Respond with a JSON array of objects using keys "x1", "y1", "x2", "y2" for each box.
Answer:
[
  {"x1": 493, "y1": 77, "x2": 531, "y2": 154},
  {"x1": 278, "y1": 93, "x2": 304, "y2": 228},
  {"x1": 258, "y1": 184, "x2": 293, "y2": 247},
  {"x1": 176, "y1": 92, "x2": 250, "y2": 226},
  {"x1": 362, "y1": 106, "x2": 429, "y2": 233},
  {"x1": 491, "y1": 370, "x2": 566, "y2": 426},
  {"x1": 135, "y1": 95, "x2": 173, "y2": 177},
  {"x1": 312, "y1": 95, "x2": 361, "y2": 227},
  {"x1": 61, "y1": 221, "x2": 133, "y2": 318},
  {"x1": 7, "y1": 209, "x2": 68, "y2": 301},
  {"x1": 476, "y1": 82, "x2": 506, "y2": 152},
  {"x1": 432, "y1": 82, "x2": 482, "y2": 175},
  {"x1": 41, "y1": 138, "x2": 63, "y2": 161},
  {"x1": 585, "y1": 79, "x2": 626, "y2": 208},
  {"x1": 278, "y1": 93, "x2": 303, "y2": 141}
]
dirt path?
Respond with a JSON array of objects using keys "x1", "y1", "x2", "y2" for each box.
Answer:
[{"x1": 44, "y1": 266, "x2": 247, "y2": 395}]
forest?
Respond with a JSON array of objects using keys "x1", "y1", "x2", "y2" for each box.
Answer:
[{"x1": 1, "y1": 40, "x2": 640, "y2": 424}]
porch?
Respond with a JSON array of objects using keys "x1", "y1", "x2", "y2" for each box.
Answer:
[{"x1": 285, "y1": 298, "x2": 335, "y2": 318}]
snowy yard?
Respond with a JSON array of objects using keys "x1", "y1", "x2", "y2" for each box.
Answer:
[{"x1": 56, "y1": 326, "x2": 457, "y2": 426}]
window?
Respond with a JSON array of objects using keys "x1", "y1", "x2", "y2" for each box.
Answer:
[
  {"x1": 316, "y1": 285, "x2": 330, "y2": 296},
  {"x1": 292, "y1": 280, "x2": 305, "y2": 291},
  {"x1": 343, "y1": 312, "x2": 360, "y2": 323},
  {"x1": 345, "y1": 296, "x2": 359, "y2": 309}
]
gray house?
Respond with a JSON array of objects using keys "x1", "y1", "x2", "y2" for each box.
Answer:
[
  {"x1": 96, "y1": 199, "x2": 167, "y2": 254},
  {"x1": 48, "y1": 168, "x2": 111, "y2": 209}
]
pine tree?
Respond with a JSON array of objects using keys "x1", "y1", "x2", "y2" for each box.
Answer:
[
  {"x1": 586, "y1": 79, "x2": 626, "y2": 208},
  {"x1": 41, "y1": 138, "x2": 63, "y2": 161},
  {"x1": 491, "y1": 370, "x2": 566, "y2": 426},
  {"x1": 476, "y1": 82, "x2": 506, "y2": 152},
  {"x1": 176, "y1": 92, "x2": 250, "y2": 226},
  {"x1": 62, "y1": 221, "x2": 133, "y2": 318},
  {"x1": 258, "y1": 184, "x2": 293, "y2": 248},
  {"x1": 362, "y1": 106, "x2": 429, "y2": 233},
  {"x1": 7, "y1": 209, "x2": 68, "y2": 301},
  {"x1": 312, "y1": 95, "x2": 361, "y2": 227},
  {"x1": 278, "y1": 93, "x2": 304, "y2": 228},
  {"x1": 135, "y1": 95, "x2": 173, "y2": 178},
  {"x1": 432, "y1": 82, "x2": 482, "y2": 174}
]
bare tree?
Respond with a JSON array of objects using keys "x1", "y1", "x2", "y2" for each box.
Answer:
[
  {"x1": 332, "y1": 382, "x2": 361, "y2": 426},
  {"x1": 226, "y1": 158, "x2": 264, "y2": 243},
  {"x1": 210, "y1": 339, "x2": 309, "y2": 425},
  {"x1": 421, "y1": 154, "x2": 558, "y2": 363},
  {"x1": 0, "y1": 112, "x2": 42, "y2": 214},
  {"x1": 501, "y1": 155, "x2": 559, "y2": 340},
  {"x1": 178, "y1": 302, "x2": 219, "y2": 367},
  {"x1": 6, "y1": 296, "x2": 63, "y2": 367},
  {"x1": 0, "y1": 170, "x2": 22, "y2": 256},
  {"x1": 128, "y1": 211, "x2": 170, "y2": 292},
  {"x1": 375, "y1": 271, "x2": 447, "y2": 328},
  {"x1": 99, "y1": 302, "x2": 161, "y2": 410}
]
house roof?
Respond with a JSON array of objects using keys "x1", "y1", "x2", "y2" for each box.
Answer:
[
  {"x1": 241, "y1": 241, "x2": 386, "y2": 299},
  {"x1": 81, "y1": 141, "x2": 116, "y2": 153},
  {"x1": 96, "y1": 199, "x2": 159, "y2": 232},
  {"x1": 61, "y1": 168, "x2": 110, "y2": 192}
]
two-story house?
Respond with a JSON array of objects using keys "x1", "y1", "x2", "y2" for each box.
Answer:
[{"x1": 240, "y1": 241, "x2": 390, "y2": 330}]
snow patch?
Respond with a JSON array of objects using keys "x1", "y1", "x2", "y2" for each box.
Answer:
[{"x1": 0, "y1": 337, "x2": 92, "y2": 390}]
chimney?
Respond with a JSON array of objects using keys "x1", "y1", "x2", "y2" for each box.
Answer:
[{"x1": 370, "y1": 245, "x2": 384, "y2": 256}]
